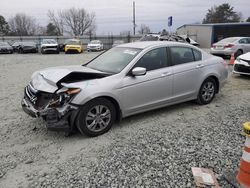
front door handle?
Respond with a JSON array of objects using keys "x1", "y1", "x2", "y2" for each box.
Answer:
[
  {"x1": 161, "y1": 72, "x2": 172, "y2": 77},
  {"x1": 196, "y1": 64, "x2": 204, "y2": 69}
]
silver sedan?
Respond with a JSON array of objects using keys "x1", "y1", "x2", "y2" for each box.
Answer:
[
  {"x1": 22, "y1": 41, "x2": 228, "y2": 136},
  {"x1": 210, "y1": 37, "x2": 250, "y2": 57}
]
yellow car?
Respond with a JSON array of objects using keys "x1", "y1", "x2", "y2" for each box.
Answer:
[{"x1": 64, "y1": 39, "x2": 83, "y2": 53}]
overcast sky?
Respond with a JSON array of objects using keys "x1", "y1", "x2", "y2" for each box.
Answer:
[{"x1": 1, "y1": 0, "x2": 250, "y2": 34}]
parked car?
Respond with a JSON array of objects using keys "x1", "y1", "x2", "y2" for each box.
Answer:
[
  {"x1": 12, "y1": 42, "x2": 22, "y2": 52},
  {"x1": 41, "y1": 39, "x2": 59, "y2": 54},
  {"x1": 64, "y1": 39, "x2": 83, "y2": 54},
  {"x1": 139, "y1": 33, "x2": 161, "y2": 41},
  {"x1": 112, "y1": 40, "x2": 125, "y2": 48},
  {"x1": 210, "y1": 37, "x2": 250, "y2": 57},
  {"x1": 87, "y1": 40, "x2": 104, "y2": 51},
  {"x1": 21, "y1": 41, "x2": 228, "y2": 137},
  {"x1": 233, "y1": 52, "x2": 250, "y2": 76},
  {"x1": 0, "y1": 42, "x2": 13, "y2": 54},
  {"x1": 139, "y1": 33, "x2": 199, "y2": 46},
  {"x1": 12, "y1": 41, "x2": 38, "y2": 53}
]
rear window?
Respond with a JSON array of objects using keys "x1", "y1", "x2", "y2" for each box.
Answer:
[
  {"x1": 192, "y1": 49, "x2": 202, "y2": 61},
  {"x1": 170, "y1": 47, "x2": 195, "y2": 65}
]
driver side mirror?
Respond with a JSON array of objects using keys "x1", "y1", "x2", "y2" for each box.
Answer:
[{"x1": 131, "y1": 67, "x2": 147, "y2": 76}]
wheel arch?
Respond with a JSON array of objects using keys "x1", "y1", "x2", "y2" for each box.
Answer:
[
  {"x1": 76, "y1": 95, "x2": 122, "y2": 122},
  {"x1": 203, "y1": 75, "x2": 219, "y2": 93}
]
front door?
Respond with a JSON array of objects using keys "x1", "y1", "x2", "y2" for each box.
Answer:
[{"x1": 119, "y1": 47, "x2": 173, "y2": 116}]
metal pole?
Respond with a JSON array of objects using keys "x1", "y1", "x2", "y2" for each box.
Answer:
[{"x1": 133, "y1": 1, "x2": 135, "y2": 35}]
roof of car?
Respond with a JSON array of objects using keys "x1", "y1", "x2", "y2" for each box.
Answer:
[{"x1": 118, "y1": 41, "x2": 192, "y2": 49}]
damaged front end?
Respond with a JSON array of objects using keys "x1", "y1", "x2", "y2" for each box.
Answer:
[
  {"x1": 21, "y1": 83, "x2": 80, "y2": 132},
  {"x1": 21, "y1": 65, "x2": 110, "y2": 133}
]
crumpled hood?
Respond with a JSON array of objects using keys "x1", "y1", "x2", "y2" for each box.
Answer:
[{"x1": 31, "y1": 65, "x2": 106, "y2": 93}]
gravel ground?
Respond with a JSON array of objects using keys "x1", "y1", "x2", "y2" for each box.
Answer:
[{"x1": 0, "y1": 53, "x2": 249, "y2": 188}]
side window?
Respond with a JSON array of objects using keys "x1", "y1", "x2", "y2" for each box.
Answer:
[
  {"x1": 239, "y1": 38, "x2": 248, "y2": 44},
  {"x1": 192, "y1": 49, "x2": 202, "y2": 61},
  {"x1": 170, "y1": 47, "x2": 195, "y2": 65},
  {"x1": 135, "y1": 47, "x2": 168, "y2": 71}
]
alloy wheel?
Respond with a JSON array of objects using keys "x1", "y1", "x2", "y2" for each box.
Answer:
[
  {"x1": 201, "y1": 81, "x2": 215, "y2": 102},
  {"x1": 85, "y1": 105, "x2": 111, "y2": 132}
]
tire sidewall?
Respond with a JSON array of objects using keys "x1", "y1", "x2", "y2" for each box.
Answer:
[
  {"x1": 76, "y1": 98, "x2": 116, "y2": 137},
  {"x1": 197, "y1": 78, "x2": 216, "y2": 105},
  {"x1": 235, "y1": 50, "x2": 243, "y2": 58}
]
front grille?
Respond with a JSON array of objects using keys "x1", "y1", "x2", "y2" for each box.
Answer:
[
  {"x1": 25, "y1": 84, "x2": 38, "y2": 104},
  {"x1": 25, "y1": 84, "x2": 59, "y2": 109},
  {"x1": 240, "y1": 58, "x2": 250, "y2": 65},
  {"x1": 234, "y1": 64, "x2": 250, "y2": 74},
  {"x1": 45, "y1": 46, "x2": 57, "y2": 49}
]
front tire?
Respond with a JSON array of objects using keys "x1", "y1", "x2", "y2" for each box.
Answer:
[
  {"x1": 196, "y1": 78, "x2": 216, "y2": 105},
  {"x1": 76, "y1": 98, "x2": 116, "y2": 137}
]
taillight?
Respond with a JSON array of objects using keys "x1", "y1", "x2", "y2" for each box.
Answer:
[
  {"x1": 211, "y1": 44, "x2": 215, "y2": 48},
  {"x1": 224, "y1": 44, "x2": 234, "y2": 48}
]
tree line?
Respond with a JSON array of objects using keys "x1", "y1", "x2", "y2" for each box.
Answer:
[
  {"x1": 0, "y1": 7, "x2": 96, "y2": 36},
  {"x1": 0, "y1": 3, "x2": 250, "y2": 36}
]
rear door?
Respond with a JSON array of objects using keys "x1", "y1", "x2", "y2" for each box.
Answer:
[
  {"x1": 169, "y1": 46, "x2": 203, "y2": 102},
  {"x1": 120, "y1": 47, "x2": 173, "y2": 116}
]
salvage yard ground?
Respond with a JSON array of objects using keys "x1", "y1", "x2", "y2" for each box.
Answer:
[{"x1": 0, "y1": 53, "x2": 250, "y2": 187}]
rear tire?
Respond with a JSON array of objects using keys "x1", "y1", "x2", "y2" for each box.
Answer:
[
  {"x1": 196, "y1": 78, "x2": 216, "y2": 105},
  {"x1": 235, "y1": 50, "x2": 243, "y2": 58},
  {"x1": 76, "y1": 98, "x2": 116, "y2": 137}
]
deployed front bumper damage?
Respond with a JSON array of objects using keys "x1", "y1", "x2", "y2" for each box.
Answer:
[{"x1": 21, "y1": 87, "x2": 78, "y2": 132}]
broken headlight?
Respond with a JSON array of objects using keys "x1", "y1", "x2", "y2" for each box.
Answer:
[{"x1": 48, "y1": 88, "x2": 81, "y2": 108}]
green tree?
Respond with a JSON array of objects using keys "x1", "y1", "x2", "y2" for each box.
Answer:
[
  {"x1": 46, "y1": 23, "x2": 60, "y2": 35},
  {"x1": 202, "y1": 3, "x2": 241, "y2": 24},
  {"x1": 246, "y1": 17, "x2": 250, "y2": 22},
  {"x1": 0, "y1": 15, "x2": 9, "y2": 35}
]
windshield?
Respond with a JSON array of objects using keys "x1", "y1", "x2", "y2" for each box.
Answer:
[
  {"x1": 42, "y1": 39, "x2": 57, "y2": 44},
  {"x1": 90, "y1": 40, "x2": 101, "y2": 44},
  {"x1": 66, "y1": 40, "x2": 81, "y2": 45},
  {"x1": 22, "y1": 42, "x2": 36, "y2": 46},
  {"x1": 218, "y1": 38, "x2": 238, "y2": 43},
  {"x1": 0, "y1": 42, "x2": 9, "y2": 46},
  {"x1": 86, "y1": 47, "x2": 141, "y2": 74}
]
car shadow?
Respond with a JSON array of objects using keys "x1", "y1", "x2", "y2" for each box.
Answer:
[
  {"x1": 112, "y1": 100, "x2": 198, "y2": 130},
  {"x1": 232, "y1": 74, "x2": 250, "y2": 80},
  {"x1": 35, "y1": 100, "x2": 197, "y2": 140}
]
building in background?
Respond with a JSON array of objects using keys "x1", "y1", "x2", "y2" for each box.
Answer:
[{"x1": 177, "y1": 23, "x2": 250, "y2": 48}]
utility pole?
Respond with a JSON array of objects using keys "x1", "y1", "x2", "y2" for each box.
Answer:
[{"x1": 133, "y1": 1, "x2": 136, "y2": 35}]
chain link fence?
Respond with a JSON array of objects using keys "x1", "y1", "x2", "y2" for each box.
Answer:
[{"x1": 0, "y1": 35, "x2": 142, "y2": 50}]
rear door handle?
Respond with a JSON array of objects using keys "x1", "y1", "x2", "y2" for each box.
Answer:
[
  {"x1": 161, "y1": 72, "x2": 172, "y2": 77},
  {"x1": 196, "y1": 64, "x2": 204, "y2": 69}
]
